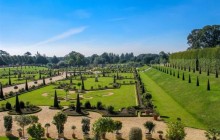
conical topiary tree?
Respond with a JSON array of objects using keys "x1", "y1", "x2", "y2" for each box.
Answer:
[
  {"x1": 43, "y1": 77, "x2": 46, "y2": 85},
  {"x1": 8, "y1": 76, "x2": 11, "y2": 86},
  {"x1": 53, "y1": 90, "x2": 59, "y2": 108},
  {"x1": 81, "y1": 78, "x2": 85, "y2": 90},
  {"x1": 207, "y1": 69, "x2": 210, "y2": 76},
  {"x1": 0, "y1": 84, "x2": 4, "y2": 99},
  {"x1": 15, "y1": 93, "x2": 21, "y2": 113},
  {"x1": 207, "y1": 79, "x2": 210, "y2": 91},
  {"x1": 188, "y1": 74, "x2": 191, "y2": 83},
  {"x1": 196, "y1": 76, "x2": 199, "y2": 86},
  {"x1": 216, "y1": 70, "x2": 218, "y2": 78},
  {"x1": 70, "y1": 77, "x2": 72, "y2": 84},
  {"x1": 177, "y1": 71, "x2": 180, "y2": 78},
  {"x1": 25, "y1": 79, "x2": 28, "y2": 91},
  {"x1": 75, "y1": 93, "x2": 81, "y2": 113},
  {"x1": 182, "y1": 73, "x2": 185, "y2": 81},
  {"x1": 199, "y1": 67, "x2": 202, "y2": 74}
]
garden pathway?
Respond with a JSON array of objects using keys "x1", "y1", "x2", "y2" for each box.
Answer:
[
  {"x1": 2, "y1": 73, "x2": 67, "y2": 94},
  {"x1": 0, "y1": 107, "x2": 206, "y2": 140}
]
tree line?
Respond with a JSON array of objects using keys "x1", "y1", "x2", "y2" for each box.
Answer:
[{"x1": 0, "y1": 50, "x2": 169, "y2": 67}]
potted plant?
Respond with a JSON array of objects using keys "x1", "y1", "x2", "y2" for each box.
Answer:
[
  {"x1": 4, "y1": 115, "x2": 13, "y2": 136},
  {"x1": 17, "y1": 128, "x2": 23, "y2": 137},
  {"x1": 71, "y1": 125, "x2": 76, "y2": 138},
  {"x1": 114, "y1": 120, "x2": 122, "y2": 140},
  {"x1": 52, "y1": 112, "x2": 68, "y2": 139},
  {"x1": 157, "y1": 130, "x2": 163, "y2": 140},
  {"x1": 44, "y1": 123, "x2": 50, "y2": 138},
  {"x1": 143, "y1": 121, "x2": 156, "y2": 140},
  {"x1": 81, "y1": 118, "x2": 90, "y2": 139},
  {"x1": 153, "y1": 110, "x2": 160, "y2": 120}
]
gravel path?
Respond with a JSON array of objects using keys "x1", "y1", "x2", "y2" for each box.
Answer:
[
  {"x1": 0, "y1": 107, "x2": 206, "y2": 140},
  {"x1": 2, "y1": 73, "x2": 66, "y2": 94}
]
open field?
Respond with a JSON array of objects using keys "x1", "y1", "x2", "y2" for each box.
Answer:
[{"x1": 140, "y1": 65, "x2": 220, "y2": 129}]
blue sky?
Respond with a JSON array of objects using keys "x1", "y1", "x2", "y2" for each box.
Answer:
[{"x1": 0, "y1": 0, "x2": 219, "y2": 56}]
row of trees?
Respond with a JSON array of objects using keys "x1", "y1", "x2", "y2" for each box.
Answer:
[
  {"x1": 0, "y1": 50, "x2": 169, "y2": 66},
  {"x1": 169, "y1": 47, "x2": 220, "y2": 73}
]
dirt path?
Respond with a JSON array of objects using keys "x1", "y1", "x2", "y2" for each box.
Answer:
[
  {"x1": 2, "y1": 73, "x2": 67, "y2": 94},
  {"x1": 0, "y1": 107, "x2": 206, "y2": 140}
]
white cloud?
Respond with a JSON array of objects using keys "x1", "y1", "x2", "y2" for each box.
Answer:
[{"x1": 31, "y1": 26, "x2": 87, "y2": 47}]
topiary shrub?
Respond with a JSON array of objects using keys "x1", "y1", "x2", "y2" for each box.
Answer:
[
  {"x1": 19, "y1": 101, "x2": 25, "y2": 109},
  {"x1": 96, "y1": 101, "x2": 103, "y2": 110},
  {"x1": 107, "y1": 106, "x2": 114, "y2": 114},
  {"x1": 5, "y1": 102, "x2": 12, "y2": 110},
  {"x1": 166, "y1": 120, "x2": 186, "y2": 140},
  {"x1": 129, "y1": 127, "x2": 142, "y2": 140},
  {"x1": 84, "y1": 101, "x2": 91, "y2": 109},
  {"x1": 27, "y1": 123, "x2": 45, "y2": 139}
]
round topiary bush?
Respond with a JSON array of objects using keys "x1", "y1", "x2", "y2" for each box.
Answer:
[
  {"x1": 84, "y1": 101, "x2": 91, "y2": 109},
  {"x1": 5, "y1": 102, "x2": 12, "y2": 110},
  {"x1": 129, "y1": 127, "x2": 142, "y2": 140}
]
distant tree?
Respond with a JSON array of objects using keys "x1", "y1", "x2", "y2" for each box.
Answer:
[
  {"x1": 53, "y1": 90, "x2": 59, "y2": 108},
  {"x1": 188, "y1": 74, "x2": 191, "y2": 83},
  {"x1": 25, "y1": 79, "x2": 28, "y2": 91},
  {"x1": 196, "y1": 76, "x2": 199, "y2": 86},
  {"x1": 207, "y1": 79, "x2": 211, "y2": 91},
  {"x1": 187, "y1": 25, "x2": 220, "y2": 50},
  {"x1": 81, "y1": 78, "x2": 85, "y2": 90},
  {"x1": 51, "y1": 55, "x2": 59, "y2": 64},
  {"x1": 24, "y1": 52, "x2": 32, "y2": 56}
]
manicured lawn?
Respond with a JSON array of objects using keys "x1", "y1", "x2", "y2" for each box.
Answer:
[
  {"x1": 141, "y1": 66, "x2": 220, "y2": 129},
  {"x1": 1, "y1": 84, "x2": 137, "y2": 111}
]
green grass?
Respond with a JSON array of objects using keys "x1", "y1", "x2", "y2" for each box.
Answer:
[
  {"x1": 1, "y1": 84, "x2": 137, "y2": 111},
  {"x1": 141, "y1": 66, "x2": 220, "y2": 129}
]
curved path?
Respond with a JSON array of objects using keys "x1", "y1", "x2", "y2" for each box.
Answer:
[
  {"x1": 2, "y1": 73, "x2": 67, "y2": 94},
  {"x1": 0, "y1": 107, "x2": 206, "y2": 140}
]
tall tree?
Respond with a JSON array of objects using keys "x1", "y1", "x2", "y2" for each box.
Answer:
[
  {"x1": 75, "y1": 93, "x2": 81, "y2": 113},
  {"x1": 53, "y1": 90, "x2": 59, "y2": 108},
  {"x1": 0, "y1": 84, "x2": 4, "y2": 99},
  {"x1": 25, "y1": 79, "x2": 29, "y2": 91},
  {"x1": 15, "y1": 94, "x2": 21, "y2": 113}
]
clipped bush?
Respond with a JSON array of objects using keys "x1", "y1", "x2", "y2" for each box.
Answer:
[
  {"x1": 5, "y1": 102, "x2": 12, "y2": 110},
  {"x1": 96, "y1": 101, "x2": 103, "y2": 110},
  {"x1": 129, "y1": 127, "x2": 142, "y2": 140},
  {"x1": 107, "y1": 106, "x2": 114, "y2": 114},
  {"x1": 84, "y1": 101, "x2": 91, "y2": 109},
  {"x1": 4, "y1": 115, "x2": 13, "y2": 131},
  {"x1": 19, "y1": 101, "x2": 25, "y2": 109},
  {"x1": 27, "y1": 123, "x2": 45, "y2": 139},
  {"x1": 166, "y1": 120, "x2": 186, "y2": 140}
]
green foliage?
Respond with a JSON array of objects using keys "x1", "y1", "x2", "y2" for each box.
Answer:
[
  {"x1": 5, "y1": 102, "x2": 12, "y2": 110},
  {"x1": 205, "y1": 129, "x2": 220, "y2": 140},
  {"x1": 29, "y1": 115, "x2": 39, "y2": 124},
  {"x1": 143, "y1": 92, "x2": 152, "y2": 100},
  {"x1": 84, "y1": 101, "x2": 91, "y2": 109},
  {"x1": 81, "y1": 118, "x2": 90, "y2": 134},
  {"x1": 129, "y1": 127, "x2": 142, "y2": 140},
  {"x1": 107, "y1": 106, "x2": 114, "y2": 114},
  {"x1": 53, "y1": 90, "x2": 59, "y2": 108},
  {"x1": 96, "y1": 101, "x2": 103, "y2": 110},
  {"x1": 27, "y1": 123, "x2": 45, "y2": 139},
  {"x1": 14, "y1": 115, "x2": 32, "y2": 136},
  {"x1": 3, "y1": 115, "x2": 13, "y2": 131},
  {"x1": 52, "y1": 112, "x2": 67, "y2": 134},
  {"x1": 114, "y1": 120, "x2": 122, "y2": 134},
  {"x1": 15, "y1": 94, "x2": 21, "y2": 113},
  {"x1": 207, "y1": 79, "x2": 211, "y2": 91},
  {"x1": 92, "y1": 117, "x2": 115, "y2": 136},
  {"x1": 0, "y1": 84, "x2": 4, "y2": 99},
  {"x1": 166, "y1": 120, "x2": 186, "y2": 140},
  {"x1": 75, "y1": 93, "x2": 81, "y2": 113},
  {"x1": 143, "y1": 121, "x2": 156, "y2": 133}
]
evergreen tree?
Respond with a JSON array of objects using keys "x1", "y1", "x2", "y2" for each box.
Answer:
[
  {"x1": 53, "y1": 90, "x2": 59, "y2": 108},
  {"x1": 188, "y1": 67, "x2": 191, "y2": 72},
  {"x1": 43, "y1": 77, "x2": 46, "y2": 85},
  {"x1": 173, "y1": 71, "x2": 175, "y2": 77},
  {"x1": 199, "y1": 67, "x2": 202, "y2": 74},
  {"x1": 142, "y1": 84, "x2": 145, "y2": 94},
  {"x1": 207, "y1": 79, "x2": 210, "y2": 91},
  {"x1": 0, "y1": 84, "x2": 4, "y2": 99},
  {"x1": 188, "y1": 74, "x2": 191, "y2": 83},
  {"x1": 39, "y1": 71, "x2": 41, "y2": 79},
  {"x1": 182, "y1": 73, "x2": 185, "y2": 80},
  {"x1": 70, "y1": 77, "x2": 72, "y2": 84},
  {"x1": 75, "y1": 93, "x2": 81, "y2": 113},
  {"x1": 8, "y1": 75, "x2": 11, "y2": 86},
  {"x1": 177, "y1": 71, "x2": 180, "y2": 78},
  {"x1": 113, "y1": 75, "x2": 116, "y2": 83},
  {"x1": 196, "y1": 76, "x2": 199, "y2": 86},
  {"x1": 15, "y1": 94, "x2": 21, "y2": 113},
  {"x1": 216, "y1": 70, "x2": 218, "y2": 78},
  {"x1": 207, "y1": 69, "x2": 210, "y2": 76},
  {"x1": 81, "y1": 78, "x2": 85, "y2": 90},
  {"x1": 25, "y1": 79, "x2": 28, "y2": 91}
]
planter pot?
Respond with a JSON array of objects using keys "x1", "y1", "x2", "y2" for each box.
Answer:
[
  {"x1": 46, "y1": 133, "x2": 50, "y2": 138},
  {"x1": 83, "y1": 133, "x2": 90, "y2": 140},
  {"x1": 5, "y1": 130, "x2": 12, "y2": 137},
  {"x1": 101, "y1": 133, "x2": 106, "y2": 139},
  {"x1": 153, "y1": 115, "x2": 158, "y2": 120},
  {"x1": 145, "y1": 133, "x2": 152, "y2": 140},
  {"x1": 58, "y1": 133, "x2": 64, "y2": 138},
  {"x1": 115, "y1": 133, "x2": 122, "y2": 140},
  {"x1": 159, "y1": 134, "x2": 163, "y2": 140},
  {"x1": 72, "y1": 133, "x2": 76, "y2": 139},
  {"x1": 18, "y1": 132, "x2": 23, "y2": 137}
]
